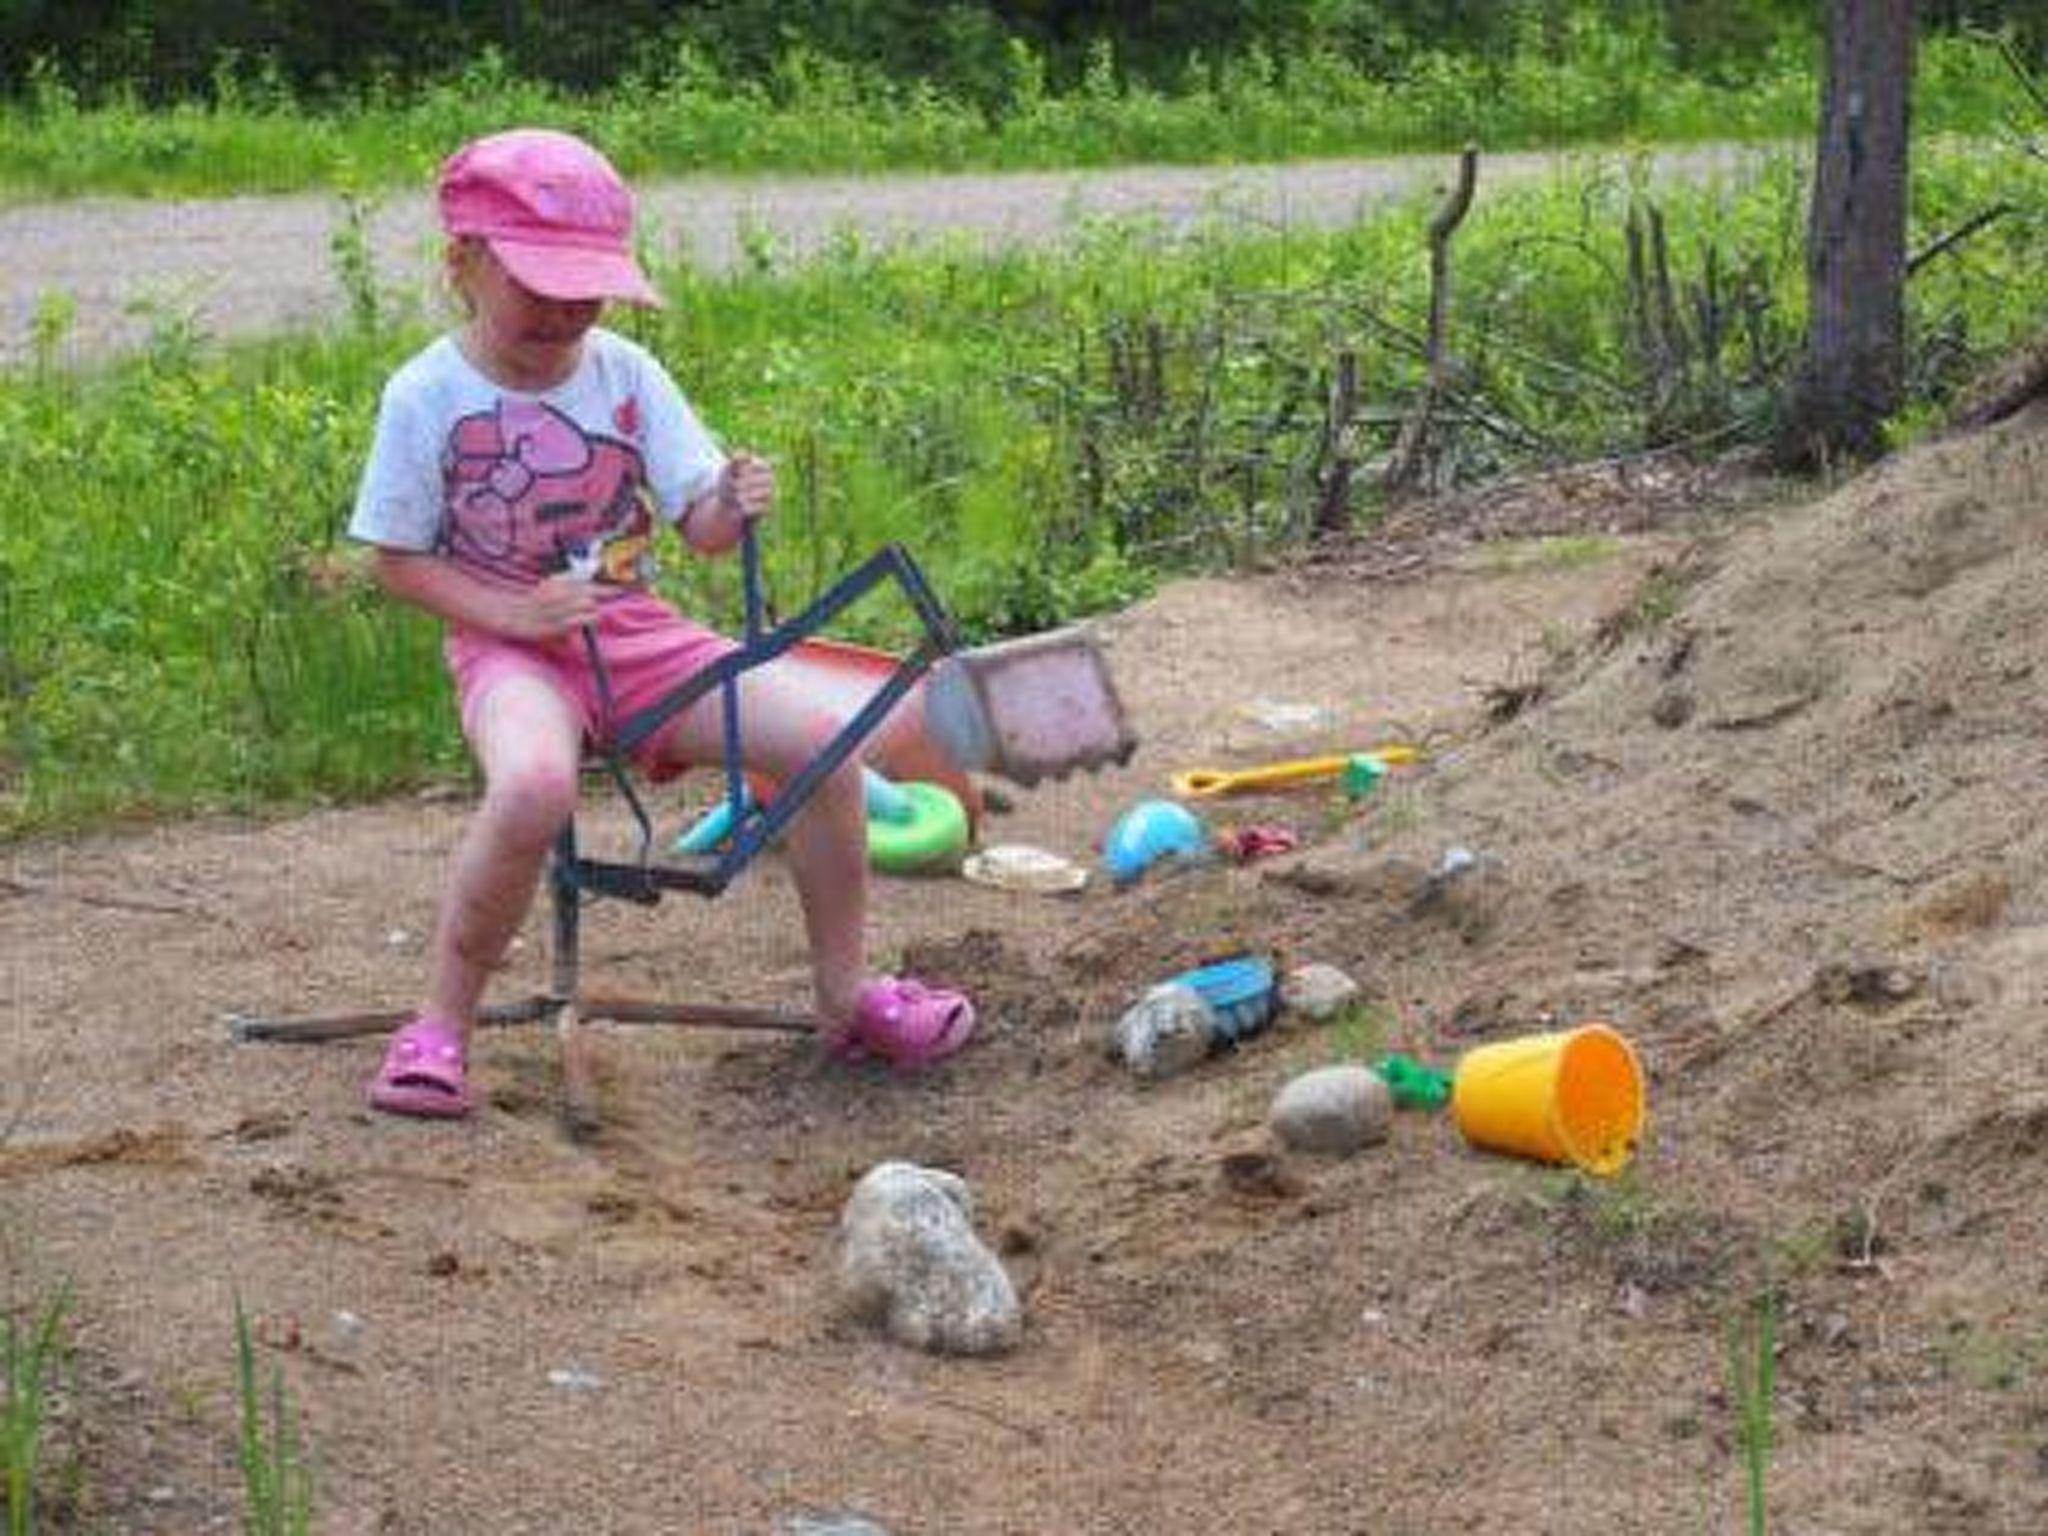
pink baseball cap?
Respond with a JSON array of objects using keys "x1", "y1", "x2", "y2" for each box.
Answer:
[{"x1": 437, "y1": 128, "x2": 663, "y2": 308}]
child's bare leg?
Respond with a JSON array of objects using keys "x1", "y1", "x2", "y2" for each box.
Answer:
[
  {"x1": 776, "y1": 754, "x2": 869, "y2": 1027},
  {"x1": 654, "y1": 667, "x2": 868, "y2": 1027},
  {"x1": 423, "y1": 676, "x2": 585, "y2": 1040}
]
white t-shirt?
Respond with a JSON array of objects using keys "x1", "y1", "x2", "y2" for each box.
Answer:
[{"x1": 349, "y1": 328, "x2": 724, "y2": 590}]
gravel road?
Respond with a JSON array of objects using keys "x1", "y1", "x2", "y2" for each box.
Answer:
[{"x1": 0, "y1": 146, "x2": 1771, "y2": 368}]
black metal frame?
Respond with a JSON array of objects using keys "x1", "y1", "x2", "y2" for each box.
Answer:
[
  {"x1": 229, "y1": 528, "x2": 962, "y2": 1136},
  {"x1": 550, "y1": 534, "x2": 959, "y2": 981},
  {"x1": 564, "y1": 536, "x2": 958, "y2": 906}
]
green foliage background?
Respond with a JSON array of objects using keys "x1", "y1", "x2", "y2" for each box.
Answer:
[
  {"x1": 0, "y1": 1, "x2": 1838, "y2": 102},
  {"x1": 0, "y1": 4, "x2": 2031, "y2": 198},
  {"x1": 2, "y1": 40, "x2": 2032, "y2": 204},
  {"x1": 4, "y1": 134, "x2": 2043, "y2": 835}
]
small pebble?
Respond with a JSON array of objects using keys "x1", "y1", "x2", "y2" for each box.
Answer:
[
  {"x1": 775, "y1": 1515, "x2": 892, "y2": 1536},
  {"x1": 1279, "y1": 963, "x2": 1360, "y2": 1021}
]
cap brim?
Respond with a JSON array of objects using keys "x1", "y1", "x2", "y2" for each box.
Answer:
[{"x1": 489, "y1": 237, "x2": 664, "y2": 308}]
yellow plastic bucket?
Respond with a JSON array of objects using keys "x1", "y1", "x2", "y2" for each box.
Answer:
[{"x1": 1450, "y1": 1023, "x2": 1645, "y2": 1176}]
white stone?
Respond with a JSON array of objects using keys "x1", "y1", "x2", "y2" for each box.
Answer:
[
  {"x1": 1237, "y1": 699, "x2": 1334, "y2": 734},
  {"x1": 837, "y1": 1162, "x2": 1021, "y2": 1356},
  {"x1": 1280, "y1": 963, "x2": 1361, "y2": 1021},
  {"x1": 775, "y1": 1516, "x2": 892, "y2": 1536},
  {"x1": 1269, "y1": 1065, "x2": 1393, "y2": 1156}
]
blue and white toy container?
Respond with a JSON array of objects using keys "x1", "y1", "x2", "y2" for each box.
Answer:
[{"x1": 1166, "y1": 954, "x2": 1277, "y2": 1044}]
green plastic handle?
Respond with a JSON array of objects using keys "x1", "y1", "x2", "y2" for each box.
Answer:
[{"x1": 1374, "y1": 1052, "x2": 1452, "y2": 1111}]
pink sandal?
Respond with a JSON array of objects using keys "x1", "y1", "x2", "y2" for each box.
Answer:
[
  {"x1": 367, "y1": 1014, "x2": 472, "y2": 1119},
  {"x1": 831, "y1": 977, "x2": 977, "y2": 1069}
]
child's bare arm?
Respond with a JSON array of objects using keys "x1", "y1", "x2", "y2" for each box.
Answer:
[
  {"x1": 680, "y1": 452, "x2": 775, "y2": 554},
  {"x1": 370, "y1": 548, "x2": 599, "y2": 640}
]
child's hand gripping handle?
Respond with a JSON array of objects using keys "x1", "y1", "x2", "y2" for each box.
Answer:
[{"x1": 717, "y1": 451, "x2": 775, "y2": 646}]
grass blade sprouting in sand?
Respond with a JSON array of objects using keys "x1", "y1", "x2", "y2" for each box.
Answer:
[
  {"x1": 1725, "y1": 1287, "x2": 1778, "y2": 1536},
  {"x1": 234, "y1": 1298, "x2": 313, "y2": 1536},
  {"x1": 2, "y1": 1283, "x2": 71, "y2": 1536}
]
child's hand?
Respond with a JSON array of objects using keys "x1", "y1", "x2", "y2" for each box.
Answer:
[
  {"x1": 684, "y1": 451, "x2": 776, "y2": 554},
  {"x1": 718, "y1": 451, "x2": 775, "y2": 524},
  {"x1": 507, "y1": 574, "x2": 602, "y2": 639}
]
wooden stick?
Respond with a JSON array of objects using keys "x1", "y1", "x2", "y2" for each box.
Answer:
[
  {"x1": 225, "y1": 997, "x2": 556, "y2": 1043},
  {"x1": 557, "y1": 1003, "x2": 603, "y2": 1143},
  {"x1": 575, "y1": 996, "x2": 820, "y2": 1032},
  {"x1": 227, "y1": 994, "x2": 817, "y2": 1043}
]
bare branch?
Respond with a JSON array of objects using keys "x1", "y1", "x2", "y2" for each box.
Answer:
[
  {"x1": 1384, "y1": 145, "x2": 1481, "y2": 499},
  {"x1": 1907, "y1": 202, "x2": 2015, "y2": 277}
]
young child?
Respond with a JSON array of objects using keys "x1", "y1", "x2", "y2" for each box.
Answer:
[{"x1": 349, "y1": 127, "x2": 974, "y2": 1118}]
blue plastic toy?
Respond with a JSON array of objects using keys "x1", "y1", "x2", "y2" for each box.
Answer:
[
  {"x1": 674, "y1": 767, "x2": 964, "y2": 874},
  {"x1": 1167, "y1": 954, "x2": 1277, "y2": 1044},
  {"x1": 1103, "y1": 799, "x2": 1210, "y2": 885}
]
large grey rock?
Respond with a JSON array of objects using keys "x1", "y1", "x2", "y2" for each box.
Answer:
[
  {"x1": 837, "y1": 1162, "x2": 1021, "y2": 1355},
  {"x1": 1269, "y1": 1065, "x2": 1393, "y2": 1156}
]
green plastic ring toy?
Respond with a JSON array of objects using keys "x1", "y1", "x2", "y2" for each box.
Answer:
[{"x1": 868, "y1": 781, "x2": 970, "y2": 875}]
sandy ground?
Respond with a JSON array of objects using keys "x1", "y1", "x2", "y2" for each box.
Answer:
[
  {"x1": 0, "y1": 145, "x2": 1772, "y2": 370},
  {"x1": 9, "y1": 407, "x2": 2048, "y2": 1532},
  {"x1": 8, "y1": 145, "x2": 2048, "y2": 1533}
]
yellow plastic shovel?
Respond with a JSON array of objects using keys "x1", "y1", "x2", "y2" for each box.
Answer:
[{"x1": 1170, "y1": 746, "x2": 1419, "y2": 799}]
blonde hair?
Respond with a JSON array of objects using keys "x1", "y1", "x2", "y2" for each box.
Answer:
[{"x1": 444, "y1": 235, "x2": 488, "y2": 317}]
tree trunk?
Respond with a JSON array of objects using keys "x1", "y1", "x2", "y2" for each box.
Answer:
[{"x1": 1778, "y1": 0, "x2": 1916, "y2": 470}]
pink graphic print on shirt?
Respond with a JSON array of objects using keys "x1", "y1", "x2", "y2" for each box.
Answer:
[{"x1": 440, "y1": 397, "x2": 656, "y2": 587}]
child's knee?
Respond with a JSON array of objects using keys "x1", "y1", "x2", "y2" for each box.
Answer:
[
  {"x1": 751, "y1": 707, "x2": 858, "y2": 789},
  {"x1": 484, "y1": 760, "x2": 579, "y2": 843}
]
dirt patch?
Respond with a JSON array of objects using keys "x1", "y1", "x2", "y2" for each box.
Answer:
[{"x1": 8, "y1": 422, "x2": 2048, "y2": 1532}]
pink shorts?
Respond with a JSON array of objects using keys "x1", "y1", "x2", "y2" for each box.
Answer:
[{"x1": 445, "y1": 591, "x2": 739, "y2": 782}]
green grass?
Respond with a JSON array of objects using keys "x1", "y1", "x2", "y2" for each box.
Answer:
[
  {"x1": 235, "y1": 1298, "x2": 313, "y2": 1536},
  {"x1": 1481, "y1": 534, "x2": 1624, "y2": 574},
  {"x1": 1324, "y1": 1000, "x2": 1394, "y2": 1064},
  {"x1": 2, "y1": 1284, "x2": 71, "y2": 1536},
  {"x1": 1725, "y1": 1288, "x2": 1778, "y2": 1536},
  {"x1": 3, "y1": 136, "x2": 2044, "y2": 836},
  {"x1": 0, "y1": 33, "x2": 2022, "y2": 203},
  {"x1": 1935, "y1": 1312, "x2": 2048, "y2": 1393}
]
